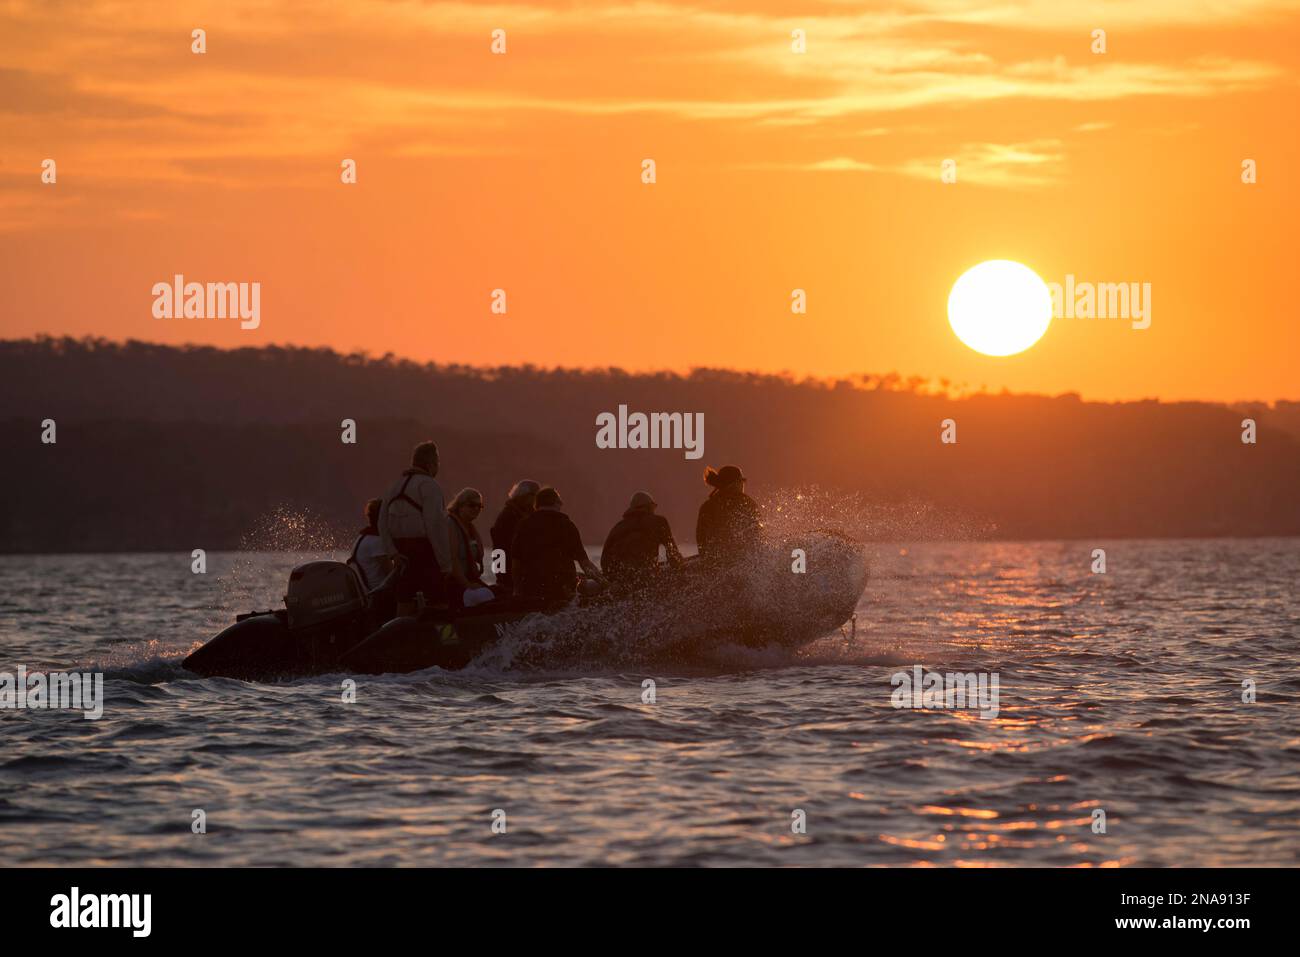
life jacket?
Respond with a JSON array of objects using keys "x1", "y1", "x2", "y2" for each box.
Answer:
[{"x1": 450, "y1": 517, "x2": 483, "y2": 579}]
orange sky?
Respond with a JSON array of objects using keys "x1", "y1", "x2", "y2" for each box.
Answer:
[{"x1": 1, "y1": 0, "x2": 1297, "y2": 402}]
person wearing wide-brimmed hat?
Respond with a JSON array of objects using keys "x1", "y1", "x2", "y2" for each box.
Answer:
[{"x1": 695, "y1": 465, "x2": 761, "y2": 565}]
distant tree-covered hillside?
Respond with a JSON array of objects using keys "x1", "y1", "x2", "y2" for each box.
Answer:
[{"x1": 1, "y1": 337, "x2": 1297, "y2": 551}]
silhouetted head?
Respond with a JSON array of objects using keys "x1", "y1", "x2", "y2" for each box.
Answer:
[
  {"x1": 628, "y1": 491, "x2": 657, "y2": 513},
  {"x1": 704, "y1": 465, "x2": 745, "y2": 494},
  {"x1": 508, "y1": 479, "x2": 541, "y2": 511},
  {"x1": 448, "y1": 487, "x2": 485, "y2": 522},
  {"x1": 363, "y1": 498, "x2": 382, "y2": 528},
  {"x1": 411, "y1": 440, "x2": 439, "y2": 476},
  {"x1": 536, "y1": 487, "x2": 563, "y2": 510}
]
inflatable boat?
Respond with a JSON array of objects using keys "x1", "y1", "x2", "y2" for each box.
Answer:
[{"x1": 182, "y1": 530, "x2": 868, "y2": 681}]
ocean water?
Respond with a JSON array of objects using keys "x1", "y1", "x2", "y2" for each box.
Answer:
[{"x1": 0, "y1": 538, "x2": 1297, "y2": 867}]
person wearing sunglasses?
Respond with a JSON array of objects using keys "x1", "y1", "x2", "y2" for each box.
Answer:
[{"x1": 446, "y1": 488, "x2": 494, "y2": 608}]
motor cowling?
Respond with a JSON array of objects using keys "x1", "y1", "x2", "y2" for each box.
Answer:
[{"x1": 285, "y1": 561, "x2": 367, "y2": 631}]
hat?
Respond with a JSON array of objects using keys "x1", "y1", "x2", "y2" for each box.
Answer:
[
  {"x1": 628, "y1": 491, "x2": 657, "y2": 511},
  {"x1": 706, "y1": 465, "x2": 746, "y2": 488}
]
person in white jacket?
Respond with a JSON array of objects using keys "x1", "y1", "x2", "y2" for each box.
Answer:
[
  {"x1": 378, "y1": 440, "x2": 452, "y2": 611},
  {"x1": 347, "y1": 498, "x2": 393, "y2": 591}
]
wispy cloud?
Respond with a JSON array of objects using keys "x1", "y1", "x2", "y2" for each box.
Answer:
[
  {"x1": 731, "y1": 138, "x2": 1068, "y2": 188},
  {"x1": 895, "y1": 139, "x2": 1066, "y2": 188},
  {"x1": 0, "y1": 0, "x2": 1295, "y2": 199}
]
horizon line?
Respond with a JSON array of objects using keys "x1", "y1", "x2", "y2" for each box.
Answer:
[{"x1": 5, "y1": 333, "x2": 1299, "y2": 408}]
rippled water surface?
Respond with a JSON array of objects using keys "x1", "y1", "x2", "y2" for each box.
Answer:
[{"x1": 1, "y1": 539, "x2": 1297, "y2": 866}]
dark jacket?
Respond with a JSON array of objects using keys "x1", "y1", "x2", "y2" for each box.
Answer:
[
  {"x1": 489, "y1": 500, "x2": 532, "y2": 588},
  {"x1": 601, "y1": 509, "x2": 679, "y2": 584},
  {"x1": 695, "y1": 488, "x2": 762, "y2": 564},
  {"x1": 510, "y1": 508, "x2": 588, "y2": 601}
]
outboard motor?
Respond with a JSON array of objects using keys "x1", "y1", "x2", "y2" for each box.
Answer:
[
  {"x1": 285, "y1": 561, "x2": 368, "y2": 630},
  {"x1": 281, "y1": 561, "x2": 376, "y2": 672},
  {"x1": 184, "y1": 560, "x2": 386, "y2": 681}
]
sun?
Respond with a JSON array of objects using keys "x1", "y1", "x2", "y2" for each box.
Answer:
[{"x1": 947, "y1": 260, "x2": 1053, "y2": 357}]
